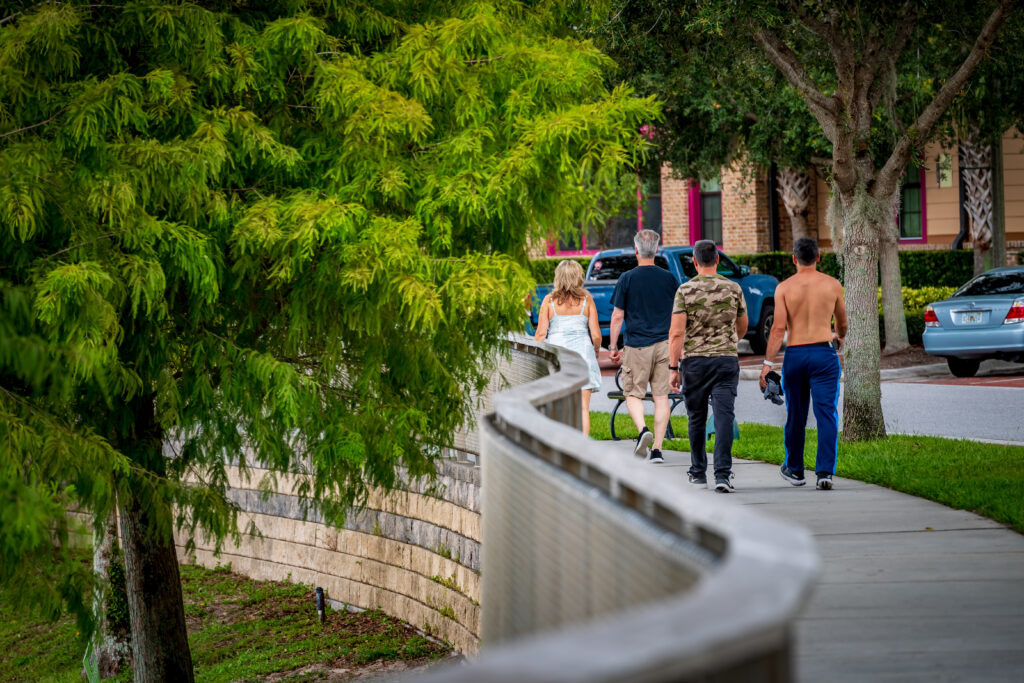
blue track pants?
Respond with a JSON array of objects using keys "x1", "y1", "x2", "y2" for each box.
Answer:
[{"x1": 782, "y1": 342, "x2": 842, "y2": 475}]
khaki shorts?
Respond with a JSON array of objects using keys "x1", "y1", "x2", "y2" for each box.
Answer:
[{"x1": 621, "y1": 341, "x2": 671, "y2": 398}]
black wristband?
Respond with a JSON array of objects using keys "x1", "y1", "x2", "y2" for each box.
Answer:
[{"x1": 669, "y1": 365, "x2": 679, "y2": 371}]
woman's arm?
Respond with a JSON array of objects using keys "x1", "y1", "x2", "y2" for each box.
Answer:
[
  {"x1": 534, "y1": 295, "x2": 551, "y2": 341},
  {"x1": 586, "y1": 293, "x2": 601, "y2": 352}
]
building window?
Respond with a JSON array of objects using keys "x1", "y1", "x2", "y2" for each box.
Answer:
[
  {"x1": 898, "y1": 168, "x2": 924, "y2": 240},
  {"x1": 700, "y1": 179, "x2": 723, "y2": 245},
  {"x1": 642, "y1": 194, "x2": 662, "y2": 234}
]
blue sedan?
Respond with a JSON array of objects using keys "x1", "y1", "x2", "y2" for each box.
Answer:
[{"x1": 923, "y1": 266, "x2": 1024, "y2": 377}]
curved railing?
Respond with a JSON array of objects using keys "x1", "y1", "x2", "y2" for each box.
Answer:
[{"x1": 417, "y1": 336, "x2": 819, "y2": 681}]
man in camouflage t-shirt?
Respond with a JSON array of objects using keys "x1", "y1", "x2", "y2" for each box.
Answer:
[{"x1": 668, "y1": 240, "x2": 748, "y2": 492}]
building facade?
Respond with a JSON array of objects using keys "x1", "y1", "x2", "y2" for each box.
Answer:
[{"x1": 547, "y1": 129, "x2": 1024, "y2": 261}]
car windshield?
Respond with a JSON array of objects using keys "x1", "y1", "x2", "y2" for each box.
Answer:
[
  {"x1": 589, "y1": 254, "x2": 669, "y2": 281},
  {"x1": 953, "y1": 271, "x2": 1024, "y2": 297},
  {"x1": 676, "y1": 252, "x2": 737, "y2": 279}
]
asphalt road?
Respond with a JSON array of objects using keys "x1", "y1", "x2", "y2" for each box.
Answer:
[{"x1": 590, "y1": 370, "x2": 1024, "y2": 445}]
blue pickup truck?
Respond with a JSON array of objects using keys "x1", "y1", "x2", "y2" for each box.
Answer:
[{"x1": 532, "y1": 246, "x2": 779, "y2": 353}]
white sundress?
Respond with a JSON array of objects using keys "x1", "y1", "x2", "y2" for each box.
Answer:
[{"x1": 545, "y1": 297, "x2": 602, "y2": 391}]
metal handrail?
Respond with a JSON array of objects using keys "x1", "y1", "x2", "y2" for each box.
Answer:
[{"x1": 415, "y1": 337, "x2": 818, "y2": 682}]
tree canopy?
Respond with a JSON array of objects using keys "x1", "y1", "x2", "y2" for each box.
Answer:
[{"x1": 0, "y1": 0, "x2": 658, "y2": 669}]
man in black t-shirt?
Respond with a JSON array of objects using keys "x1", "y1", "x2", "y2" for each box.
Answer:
[{"x1": 608, "y1": 229, "x2": 678, "y2": 463}]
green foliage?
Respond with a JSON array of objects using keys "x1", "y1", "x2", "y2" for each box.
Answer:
[
  {"x1": 587, "y1": 0, "x2": 830, "y2": 178},
  {"x1": 105, "y1": 551, "x2": 130, "y2": 639},
  {"x1": 898, "y1": 251, "x2": 975, "y2": 289},
  {"x1": 732, "y1": 250, "x2": 974, "y2": 289},
  {"x1": 0, "y1": 562, "x2": 450, "y2": 682},
  {"x1": 730, "y1": 252, "x2": 840, "y2": 281},
  {"x1": 0, "y1": 0, "x2": 658, "y2": 640},
  {"x1": 1018, "y1": 251, "x2": 1024, "y2": 265},
  {"x1": 527, "y1": 256, "x2": 592, "y2": 284},
  {"x1": 590, "y1": 413, "x2": 1024, "y2": 533}
]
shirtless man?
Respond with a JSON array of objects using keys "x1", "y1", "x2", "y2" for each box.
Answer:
[{"x1": 759, "y1": 237, "x2": 848, "y2": 490}]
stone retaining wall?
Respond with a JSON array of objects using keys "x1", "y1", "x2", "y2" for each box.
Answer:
[
  {"x1": 176, "y1": 458, "x2": 483, "y2": 654},
  {"x1": 175, "y1": 343, "x2": 554, "y2": 655}
]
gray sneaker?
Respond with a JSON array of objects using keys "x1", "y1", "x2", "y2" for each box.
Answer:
[
  {"x1": 715, "y1": 474, "x2": 735, "y2": 493},
  {"x1": 816, "y1": 473, "x2": 834, "y2": 490},
  {"x1": 780, "y1": 464, "x2": 806, "y2": 486},
  {"x1": 634, "y1": 427, "x2": 653, "y2": 458},
  {"x1": 687, "y1": 472, "x2": 707, "y2": 487}
]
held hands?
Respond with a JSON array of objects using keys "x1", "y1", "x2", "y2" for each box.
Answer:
[{"x1": 608, "y1": 347, "x2": 622, "y2": 364}]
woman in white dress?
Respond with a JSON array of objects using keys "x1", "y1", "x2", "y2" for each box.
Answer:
[{"x1": 534, "y1": 260, "x2": 603, "y2": 435}]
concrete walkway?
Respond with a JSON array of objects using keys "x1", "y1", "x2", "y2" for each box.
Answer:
[{"x1": 611, "y1": 443, "x2": 1024, "y2": 682}]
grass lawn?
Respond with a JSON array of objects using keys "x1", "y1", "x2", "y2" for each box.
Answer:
[
  {"x1": 0, "y1": 563, "x2": 450, "y2": 682},
  {"x1": 591, "y1": 411, "x2": 1024, "y2": 534}
]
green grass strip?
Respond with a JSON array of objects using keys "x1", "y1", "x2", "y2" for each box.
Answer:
[
  {"x1": 590, "y1": 411, "x2": 1024, "y2": 534},
  {"x1": 0, "y1": 563, "x2": 449, "y2": 682}
]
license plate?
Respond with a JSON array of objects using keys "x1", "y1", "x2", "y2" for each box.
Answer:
[{"x1": 959, "y1": 312, "x2": 983, "y2": 324}]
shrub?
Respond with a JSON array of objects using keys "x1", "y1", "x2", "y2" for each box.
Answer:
[
  {"x1": 899, "y1": 250, "x2": 974, "y2": 287},
  {"x1": 732, "y1": 250, "x2": 972, "y2": 288},
  {"x1": 528, "y1": 256, "x2": 593, "y2": 284},
  {"x1": 877, "y1": 287, "x2": 955, "y2": 346}
]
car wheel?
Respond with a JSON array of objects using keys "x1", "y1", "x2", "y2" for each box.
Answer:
[
  {"x1": 946, "y1": 357, "x2": 980, "y2": 378},
  {"x1": 749, "y1": 302, "x2": 774, "y2": 355}
]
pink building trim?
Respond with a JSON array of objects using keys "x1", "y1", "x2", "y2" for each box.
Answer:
[{"x1": 687, "y1": 179, "x2": 702, "y2": 245}]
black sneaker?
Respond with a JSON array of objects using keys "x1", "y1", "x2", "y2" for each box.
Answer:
[
  {"x1": 715, "y1": 474, "x2": 735, "y2": 493},
  {"x1": 780, "y1": 464, "x2": 806, "y2": 486},
  {"x1": 816, "y1": 473, "x2": 833, "y2": 490},
  {"x1": 648, "y1": 448, "x2": 664, "y2": 464},
  {"x1": 687, "y1": 472, "x2": 707, "y2": 487},
  {"x1": 633, "y1": 427, "x2": 653, "y2": 458}
]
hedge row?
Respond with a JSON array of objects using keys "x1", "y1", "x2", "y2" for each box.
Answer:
[
  {"x1": 531, "y1": 250, "x2": 978, "y2": 288},
  {"x1": 731, "y1": 250, "x2": 974, "y2": 288},
  {"x1": 528, "y1": 256, "x2": 592, "y2": 283}
]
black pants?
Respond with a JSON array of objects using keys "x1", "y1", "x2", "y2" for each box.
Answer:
[{"x1": 682, "y1": 356, "x2": 739, "y2": 479}]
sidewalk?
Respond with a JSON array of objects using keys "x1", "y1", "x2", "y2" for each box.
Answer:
[{"x1": 611, "y1": 442, "x2": 1024, "y2": 682}]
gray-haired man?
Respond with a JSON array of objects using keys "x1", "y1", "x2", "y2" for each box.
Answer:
[{"x1": 608, "y1": 229, "x2": 678, "y2": 463}]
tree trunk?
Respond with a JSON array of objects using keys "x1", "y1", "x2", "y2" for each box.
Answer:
[
  {"x1": 120, "y1": 494, "x2": 194, "y2": 682},
  {"x1": 835, "y1": 192, "x2": 887, "y2": 441},
  {"x1": 118, "y1": 396, "x2": 195, "y2": 683},
  {"x1": 879, "y1": 193, "x2": 909, "y2": 354},
  {"x1": 959, "y1": 135, "x2": 994, "y2": 276},
  {"x1": 92, "y1": 511, "x2": 131, "y2": 678},
  {"x1": 777, "y1": 167, "x2": 812, "y2": 243}
]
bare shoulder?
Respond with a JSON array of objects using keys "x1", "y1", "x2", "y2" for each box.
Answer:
[{"x1": 820, "y1": 272, "x2": 843, "y2": 291}]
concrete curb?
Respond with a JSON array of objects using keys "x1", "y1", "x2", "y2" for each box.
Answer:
[{"x1": 739, "y1": 362, "x2": 952, "y2": 382}]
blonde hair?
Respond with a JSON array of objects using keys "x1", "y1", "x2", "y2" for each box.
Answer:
[{"x1": 551, "y1": 260, "x2": 586, "y2": 305}]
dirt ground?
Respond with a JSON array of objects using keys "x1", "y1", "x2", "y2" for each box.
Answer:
[{"x1": 878, "y1": 345, "x2": 939, "y2": 369}]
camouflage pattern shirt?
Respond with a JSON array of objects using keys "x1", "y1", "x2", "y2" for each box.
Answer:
[{"x1": 673, "y1": 274, "x2": 747, "y2": 357}]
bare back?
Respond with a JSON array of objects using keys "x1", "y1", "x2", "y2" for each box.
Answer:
[{"x1": 776, "y1": 269, "x2": 846, "y2": 346}]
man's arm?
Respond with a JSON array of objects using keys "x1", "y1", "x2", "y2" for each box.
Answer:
[
  {"x1": 668, "y1": 311, "x2": 686, "y2": 393},
  {"x1": 735, "y1": 313, "x2": 748, "y2": 339},
  {"x1": 832, "y1": 282, "x2": 848, "y2": 346},
  {"x1": 608, "y1": 306, "x2": 625, "y2": 363},
  {"x1": 759, "y1": 287, "x2": 788, "y2": 389}
]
